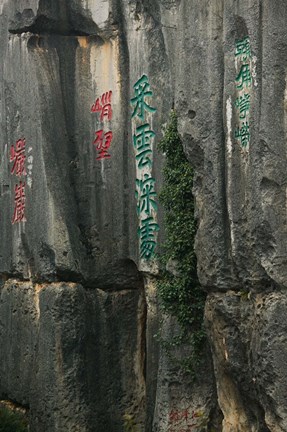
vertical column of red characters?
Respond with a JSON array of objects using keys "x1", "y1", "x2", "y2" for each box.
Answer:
[
  {"x1": 10, "y1": 138, "x2": 27, "y2": 224},
  {"x1": 91, "y1": 90, "x2": 113, "y2": 160}
]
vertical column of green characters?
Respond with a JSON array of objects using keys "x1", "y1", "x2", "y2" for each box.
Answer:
[
  {"x1": 130, "y1": 75, "x2": 159, "y2": 261},
  {"x1": 234, "y1": 36, "x2": 252, "y2": 151}
]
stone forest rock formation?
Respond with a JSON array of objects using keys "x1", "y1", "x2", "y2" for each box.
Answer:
[{"x1": 0, "y1": 0, "x2": 286, "y2": 431}]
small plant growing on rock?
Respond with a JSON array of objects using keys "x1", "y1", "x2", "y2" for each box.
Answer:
[
  {"x1": 123, "y1": 413, "x2": 138, "y2": 432},
  {"x1": 192, "y1": 410, "x2": 209, "y2": 431},
  {"x1": 156, "y1": 110, "x2": 206, "y2": 377},
  {"x1": 0, "y1": 405, "x2": 28, "y2": 432}
]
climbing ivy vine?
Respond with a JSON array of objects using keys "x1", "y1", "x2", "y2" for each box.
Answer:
[{"x1": 157, "y1": 110, "x2": 206, "y2": 376}]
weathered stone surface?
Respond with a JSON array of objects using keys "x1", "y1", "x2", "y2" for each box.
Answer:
[
  {"x1": 2, "y1": 0, "x2": 287, "y2": 430},
  {"x1": 84, "y1": 287, "x2": 146, "y2": 431},
  {"x1": 0, "y1": 1, "x2": 143, "y2": 286},
  {"x1": 0, "y1": 280, "x2": 37, "y2": 406},
  {"x1": 1, "y1": 2, "x2": 210, "y2": 429},
  {"x1": 153, "y1": 314, "x2": 220, "y2": 432},
  {"x1": 0, "y1": 281, "x2": 146, "y2": 431},
  {"x1": 176, "y1": 0, "x2": 287, "y2": 293},
  {"x1": 206, "y1": 291, "x2": 287, "y2": 432},
  {"x1": 174, "y1": 1, "x2": 287, "y2": 430}
]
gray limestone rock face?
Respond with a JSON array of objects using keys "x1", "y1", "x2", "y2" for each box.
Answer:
[
  {"x1": 0, "y1": 281, "x2": 146, "y2": 431},
  {"x1": 1, "y1": 0, "x2": 287, "y2": 431},
  {"x1": 174, "y1": 1, "x2": 287, "y2": 430},
  {"x1": 176, "y1": 0, "x2": 287, "y2": 293},
  {"x1": 205, "y1": 291, "x2": 287, "y2": 432},
  {"x1": 1, "y1": 1, "x2": 216, "y2": 430}
]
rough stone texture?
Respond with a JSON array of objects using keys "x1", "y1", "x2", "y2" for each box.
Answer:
[
  {"x1": 0, "y1": 281, "x2": 146, "y2": 431},
  {"x1": 174, "y1": 1, "x2": 287, "y2": 431},
  {"x1": 153, "y1": 315, "x2": 221, "y2": 432},
  {"x1": 177, "y1": 0, "x2": 287, "y2": 293},
  {"x1": 205, "y1": 291, "x2": 287, "y2": 432},
  {"x1": 1, "y1": 0, "x2": 287, "y2": 431},
  {"x1": 0, "y1": 1, "x2": 218, "y2": 431}
]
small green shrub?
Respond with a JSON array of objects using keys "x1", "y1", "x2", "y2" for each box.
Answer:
[
  {"x1": 192, "y1": 410, "x2": 209, "y2": 431},
  {"x1": 123, "y1": 413, "x2": 138, "y2": 432},
  {"x1": 0, "y1": 406, "x2": 28, "y2": 432},
  {"x1": 157, "y1": 110, "x2": 206, "y2": 376}
]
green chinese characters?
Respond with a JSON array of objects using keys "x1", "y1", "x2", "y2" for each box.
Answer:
[
  {"x1": 135, "y1": 175, "x2": 158, "y2": 216},
  {"x1": 131, "y1": 74, "x2": 159, "y2": 260},
  {"x1": 131, "y1": 74, "x2": 156, "y2": 121},
  {"x1": 135, "y1": 174, "x2": 159, "y2": 259},
  {"x1": 235, "y1": 93, "x2": 250, "y2": 119},
  {"x1": 234, "y1": 36, "x2": 252, "y2": 149},
  {"x1": 137, "y1": 216, "x2": 159, "y2": 260},
  {"x1": 235, "y1": 36, "x2": 251, "y2": 61},
  {"x1": 235, "y1": 122, "x2": 250, "y2": 148},
  {"x1": 235, "y1": 64, "x2": 252, "y2": 90},
  {"x1": 133, "y1": 124, "x2": 155, "y2": 169}
]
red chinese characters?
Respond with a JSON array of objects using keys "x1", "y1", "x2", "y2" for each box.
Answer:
[
  {"x1": 91, "y1": 91, "x2": 112, "y2": 121},
  {"x1": 10, "y1": 138, "x2": 26, "y2": 177},
  {"x1": 12, "y1": 181, "x2": 26, "y2": 224},
  {"x1": 91, "y1": 90, "x2": 113, "y2": 160},
  {"x1": 10, "y1": 138, "x2": 27, "y2": 224},
  {"x1": 168, "y1": 409, "x2": 206, "y2": 431},
  {"x1": 93, "y1": 130, "x2": 113, "y2": 160},
  {"x1": 169, "y1": 409, "x2": 188, "y2": 423}
]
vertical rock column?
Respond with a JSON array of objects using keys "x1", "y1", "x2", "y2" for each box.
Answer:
[{"x1": 0, "y1": 1, "x2": 148, "y2": 431}]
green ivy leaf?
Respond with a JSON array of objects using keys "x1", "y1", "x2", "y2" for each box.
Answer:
[{"x1": 156, "y1": 110, "x2": 206, "y2": 377}]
